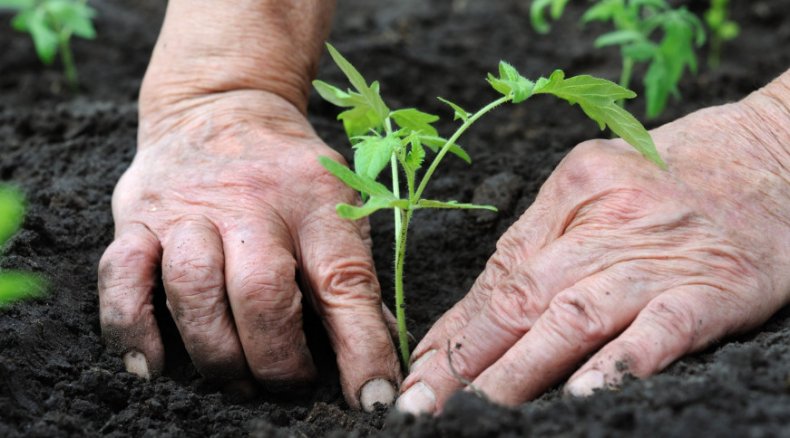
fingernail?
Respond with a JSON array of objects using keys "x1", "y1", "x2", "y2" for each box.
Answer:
[
  {"x1": 565, "y1": 370, "x2": 605, "y2": 397},
  {"x1": 395, "y1": 382, "x2": 436, "y2": 415},
  {"x1": 123, "y1": 350, "x2": 150, "y2": 380},
  {"x1": 409, "y1": 349, "x2": 436, "y2": 373},
  {"x1": 360, "y1": 378, "x2": 397, "y2": 412}
]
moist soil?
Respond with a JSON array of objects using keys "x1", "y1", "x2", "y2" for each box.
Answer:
[{"x1": 2, "y1": 0, "x2": 790, "y2": 436}]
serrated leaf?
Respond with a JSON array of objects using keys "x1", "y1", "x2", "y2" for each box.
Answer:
[
  {"x1": 322, "y1": 44, "x2": 390, "y2": 136},
  {"x1": 390, "y1": 108, "x2": 439, "y2": 137},
  {"x1": 419, "y1": 135, "x2": 472, "y2": 164},
  {"x1": 530, "y1": 0, "x2": 569, "y2": 33},
  {"x1": 437, "y1": 97, "x2": 470, "y2": 121},
  {"x1": 487, "y1": 61, "x2": 534, "y2": 103},
  {"x1": 336, "y1": 196, "x2": 407, "y2": 220},
  {"x1": 0, "y1": 271, "x2": 47, "y2": 307},
  {"x1": 622, "y1": 41, "x2": 657, "y2": 61},
  {"x1": 417, "y1": 199, "x2": 497, "y2": 211},
  {"x1": 405, "y1": 135, "x2": 425, "y2": 171},
  {"x1": 534, "y1": 70, "x2": 665, "y2": 168},
  {"x1": 318, "y1": 156, "x2": 396, "y2": 199},
  {"x1": 353, "y1": 135, "x2": 398, "y2": 181}
]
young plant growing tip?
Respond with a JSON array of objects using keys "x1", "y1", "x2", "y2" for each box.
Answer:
[
  {"x1": 0, "y1": 0, "x2": 97, "y2": 89},
  {"x1": 0, "y1": 185, "x2": 47, "y2": 308},
  {"x1": 314, "y1": 43, "x2": 663, "y2": 366},
  {"x1": 704, "y1": 0, "x2": 738, "y2": 68},
  {"x1": 530, "y1": 0, "x2": 706, "y2": 118}
]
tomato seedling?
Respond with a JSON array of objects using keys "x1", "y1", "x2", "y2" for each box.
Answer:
[
  {"x1": 314, "y1": 43, "x2": 663, "y2": 366},
  {"x1": 531, "y1": 0, "x2": 706, "y2": 118},
  {"x1": 0, "y1": 185, "x2": 46, "y2": 308},
  {"x1": 0, "y1": 0, "x2": 97, "y2": 89},
  {"x1": 704, "y1": 0, "x2": 738, "y2": 67}
]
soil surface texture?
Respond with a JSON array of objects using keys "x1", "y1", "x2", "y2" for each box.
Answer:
[{"x1": 2, "y1": 0, "x2": 790, "y2": 436}]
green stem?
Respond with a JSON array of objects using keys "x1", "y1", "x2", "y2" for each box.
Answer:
[
  {"x1": 386, "y1": 119, "x2": 402, "y2": 244},
  {"x1": 394, "y1": 208, "x2": 412, "y2": 366},
  {"x1": 413, "y1": 95, "x2": 510, "y2": 201},
  {"x1": 618, "y1": 56, "x2": 634, "y2": 107},
  {"x1": 59, "y1": 35, "x2": 78, "y2": 91}
]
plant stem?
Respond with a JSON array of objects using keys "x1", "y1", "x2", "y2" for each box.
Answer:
[
  {"x1": 386, "y1": 119, "x2": 402, "y2": 245},
  {"x1": 393, "y1": 208, "x2": 412, "y2": 366},
  {"x1": 618, "y1": 56, "x2": 634, "y2": 107},
  {"x1": 414, "y1": 96, "x2": 510, "y2": 201},
  {"x1": 59, "y1": 35, "x2": 78, "y2": 91}
]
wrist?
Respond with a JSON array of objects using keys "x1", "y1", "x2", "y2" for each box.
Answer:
[{"x1": 139, "y1": 0, "x2": 335, "y2": 117}]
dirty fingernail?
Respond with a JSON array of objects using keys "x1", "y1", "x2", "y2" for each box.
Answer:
[
  {"x1": 395, "y1": 382, "x2": 436, "y2": 415},
  {"x1": 123, "y1": 350, "x2": 150, "y2": 379},
  {"x1": 360, "y1": 378, "x2": 397, "y2": 412},
  {"x1": 565, "y1": 369, "x2": 605, "y2": 397},
  {"x1": 409, "y1": 349, "x2": 436, "y2": 373}
]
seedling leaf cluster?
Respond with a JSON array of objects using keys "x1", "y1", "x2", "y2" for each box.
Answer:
[
  {"x1": 0, "y1": 185, "x2": 46, "y2": 308},
  {"x1": 314, "y1": 44, "x2": 663, "y2": 366},
  {"x1": 531, "y1": 0, "x2": 706, "y2": 118},
  {"x1": 0, "y1": 0, "x2": 96, "y2": 88}
]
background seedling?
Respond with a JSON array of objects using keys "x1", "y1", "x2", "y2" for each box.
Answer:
[
  {"x1": 704, "y1": 0, "x2": 738, "y2": 67},
  {"x1": 0, "y1": 0, "x2": 97, "y2": 89},
  {"x1": 314, "y1": 44, "x2": 663, "y2": 366},
  {"x1": 0, "y1": 185, "x2": 46, "y2": 308},
  {"x1": 531, "y1": 0, "x2": 706, "y2": 118}
]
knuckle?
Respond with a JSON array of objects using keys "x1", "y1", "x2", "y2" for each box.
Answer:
[
  {"x1": 98, "y1": 237, "x2": 158, "y2": 291},
  {"x1": 556, "y1": 140, "x2": 613, "y2": 187},
  {"x1": 545, "y1": 290, "x2": 609, "y2": 345},
  {"x1": 231, "y1": 258, "x2": 297, "y2": 307},
  {"x1": 316, "y1": 257, "x2": 380, "y2": 305},
  {"x1": 613, "y1": 339, "x2": 654, "y2": 377},
  {"x1": 492, "y1": 267, "x2": 545, "y2": 329},
  {"x1": 164, "y1": 253, "x2": 224, "y2": 292},
  {"x1": 641, "y1": 295, "x2": 697, "y2": 348}
]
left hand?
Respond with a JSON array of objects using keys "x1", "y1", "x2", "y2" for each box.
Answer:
[{"x1": 395, "y1": 81, "x2": 790, "y2": 414}]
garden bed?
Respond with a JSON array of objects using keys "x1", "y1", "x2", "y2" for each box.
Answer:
[{"x1": 1, "y1": 0, "x2": 790, "y2": 436}]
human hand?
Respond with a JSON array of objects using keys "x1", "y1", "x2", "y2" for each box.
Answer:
[
  {"x1": 396, "y1": 74, "x2": 790, "y2": 414},
  {"x1": 98, "y1": 89, "x2": 401, "y2": 411}
]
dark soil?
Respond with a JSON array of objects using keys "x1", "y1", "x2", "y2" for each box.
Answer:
[{"x1": 2, "y1": 0, "x2": 790, "y2": 436}]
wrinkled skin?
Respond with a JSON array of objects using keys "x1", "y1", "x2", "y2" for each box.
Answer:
[
  {"x1": 98, "y1": 90, "x2": 401, "y2": 409},
  {"x1": 396, "y1": 87, "x2": 790, "y2": 414}
]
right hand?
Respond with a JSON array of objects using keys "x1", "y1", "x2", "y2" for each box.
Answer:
[{"x1": 98, "y1": 88, "x2": 401, "y2": 411}]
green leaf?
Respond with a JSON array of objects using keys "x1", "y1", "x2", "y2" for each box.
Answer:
[
  {"x1": 0, "y1": 0, "x2": 34, "y2": 10},
  {"x1": 487, "y1": 61, "x2": 534, "y2": 103},
  {"x1": 27, "y1": 10, "x2": 58, "y2": 64},
  {"x1": 416, "y1": 199, "x2": 497, "y2": 211},
  {"x1": 319, "y1": 43, "x2": 390, "y2": 137},
  {"x1": 437, "y1": 97, "x2": 470, "y2": 122},
  {"x1": 594, "y1": 30, "x2": 644, "y2": 48},
  {"x1": 534, "y1": 70, "x2": 665, "y2": 168},
  {"x1": 313, "y1": 80, "x2": 354, "y2": 107},
  {"x1": 318, "y1": 156, "x2": 396, "y2": 199},
  {"x1": 581, "y1": 0, "x2": 618, "y2": 23},
  {"x1": 353, "y1": 134, "x2": 398, "y2": 181},
  {"x1": 45, "y1": 0, "x2": 96, "y2": 39},
  {"x1": 335, "y1": 196, "x2": 407, "y2": 220},
  {"x1": 0, "y1": 185, "x2": 25, "y2": 246},
  {"x1": 419, "y1": 135, "x2": 472, "y2": 164},
  {"x1": 0, "y1": 271, "x2": 47, "y2": 307},
  {"x1": 390, "y1": 108, "x2": 439, "y2": 137},
  {"x1": 405, "y1": 135, "x2": 426, "y2": 171},
  {"x1": 530, "y1": 0, "x2": 569, "y2": 33}
]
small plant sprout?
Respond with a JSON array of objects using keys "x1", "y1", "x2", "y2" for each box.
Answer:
[
  {"x1": 0, "y1": 185, "x2": 46, "y2": 308},
  {"x1": 531, "y1": 0, "x2": 706, "y2": 118},
  {"x1": 704, "y1": 0, "x2": 738, "y2": 67},
  {"x1": 0, "y1": 0, "x2": 97, "y2": 89},
  {"x1": 314, "y1": 43, "x2": 663, "y2": 366}
]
